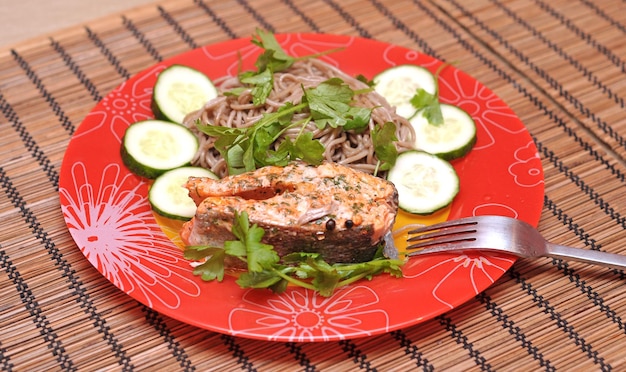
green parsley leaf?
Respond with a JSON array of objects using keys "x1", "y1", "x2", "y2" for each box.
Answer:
[
  {"x1": 195, "y1": 122, "x2": 245, "y2": 137},
  {"x1": 251, "y1": 29, "x2": 294, "y2": 72},
  {"x1": 410, "y1": 88, "x2": 443, "y2": 125},
  {"x1": 409, "y1": 88, "x2": 437, "y2": 109},
  {"x1": 240, "y1": 68, "x2": 274, "y2": 106},
  {"x1": 184, "y1": 245, "x2": 218, "y2": 260},
  {"x1": 343, "y1": 106, "x2": 372, "y2": 131},
  {"x1": 304, "y1": 78, "x2": 371, "y2": 131},
  {"x1": 247, "y1": 238, "x2": 278, "y2": 272},
  {"x1": 253, "y1": 118, "x2": 295, "y2": 167},
  {"x1": 195, "y1": 123, "x2": 247, "y2": 174},
  {"x1": 238, "y1": 30, "x2": 296, "y2": 105},
  {"x1": 224, "y1": 240, "x2": 247, "y2": 258},
  {"x1": 231, "y1": 211, "x2": 279, "y2": 272},
  {"x1": 278, "y1": 132, "x2": 325, "y2": 165},
  {"x1": 408, "y1": 63, "x2": 455, "y2": 126},
  {"x1": 237, "y1": 269, "x2": 285, "y2": 289},
  {"x1": 196, "y1": 101, "x2": 312, "y2": 174},
  {"x1": 223, "y1": 87, "x2": 248, "y2": 97},
  {"x1": 229, "y1": 141, "x2": 251, "y2": 175},
  {"x1": 293, "y1": 132, "x2": 325, "y2": 164},
  {"x1": 188, "y1": 247, "x2": 226, "y2": 281},
  {"x1": 306, "y1": 258, "x2": 342, "y2": 297},
  {"x1": 268, "y1": 277, "x2": 289, "y2": 294},
  {"x1": 371, "y1": 121, "x2": 398, "y2": 174},
  {"x1": 356, "y1": 74, "x2": 375, "y2": 87}
]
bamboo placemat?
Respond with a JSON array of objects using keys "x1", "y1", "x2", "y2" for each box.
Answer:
[{"x1": 1, "y1": 0, "x2": 625, "y2": 370}]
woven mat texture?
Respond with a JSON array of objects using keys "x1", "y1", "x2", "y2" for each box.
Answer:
[{"x1": 1, "y1": 0, "x2": 626, "y2": 370}]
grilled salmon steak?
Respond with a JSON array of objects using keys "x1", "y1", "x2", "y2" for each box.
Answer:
[{"x1": 180, "y1": 161, "x2": 398, "y2": 264}]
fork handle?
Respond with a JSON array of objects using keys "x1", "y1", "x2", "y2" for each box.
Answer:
[{"x1": 547, "y1": 243, "x2": 626, "y2": 270}]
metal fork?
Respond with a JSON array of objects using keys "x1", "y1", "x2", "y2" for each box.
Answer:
[{"x1": 406, "y1": 215, "x2": 626, "y2": 269}]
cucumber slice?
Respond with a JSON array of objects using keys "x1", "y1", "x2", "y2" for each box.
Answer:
[
  {"x1": 150, "y1": 166, "x2": 219, "y2": 220},
  {"x1": 410, "y1": 103, "x2": 477, "y2": 160},
  {"x1": 374, "y1": 64, "x2": 437, "y2": 119},
  {"x1": 151, "y1": 64, "x2": 218, "y2": 124},
  {"x1": 387, "y1": 150, "x2": 459, "y2": 215},
  {"x1": 121, "y1": 119, "x2": 199, "y2": 179}
]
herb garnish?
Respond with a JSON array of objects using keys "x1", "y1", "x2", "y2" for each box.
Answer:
[
  {"x1": 371, "y1": 121, "x2": 398, "y2": 176},
  {"x1": 238, "y1": 29, "x2": 295, "y2": 105},
  {"x1": 409, "y1": 63, "x2": 450, "y2": 126},
  {"x1": 184, "y1": 211, "x2": 404, "y2": 297},
  {"x1": 304, "y1": 77, "x2": 372, "y2": 131},
  {"x1": 410, "y1": 87, "x2": 443, "y2": 125},
  {"x1": 195, "y1": 29, "x2": 398, "y2": 175},
  {"x1": 197, "y1": 72, "x2": 373, "y2": 175},
  {"x1": 238, "y1": 29, "x2": 343, "y2": 105}
]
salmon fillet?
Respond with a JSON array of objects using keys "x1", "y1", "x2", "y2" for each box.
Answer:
[{"x1": 180, "y1": 161, "x2": 398, "y2": 264}]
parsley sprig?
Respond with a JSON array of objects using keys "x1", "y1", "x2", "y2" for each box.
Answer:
[
  {"x1": 238, "y1": 29, "x2": 294, "y2": 105},
  {"x1": 371, "y1": 121, "x2": 398, "y2": 175},
  {"x1": 238, "y1": 29, "x2": 343, "y2": 105},
  {"x1": 409, "y1": 63, "x2": 452, "y2": 126},
  {"x1": 184, "y1": 211, "x2": 405, "y2": 297}
]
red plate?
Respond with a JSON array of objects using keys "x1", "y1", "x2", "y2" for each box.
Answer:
[{"x1": 59, "y1": 33, "x2": 544, "y2": 342}]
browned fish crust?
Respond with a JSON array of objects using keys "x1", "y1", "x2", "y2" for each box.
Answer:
[{"x1": 180, "y1": 161, "x2": 398, "y2": 264}]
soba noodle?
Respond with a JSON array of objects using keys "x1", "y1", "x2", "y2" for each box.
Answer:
[{"x1": 183, "y1": 58, "x2": 415, "y2": 178}]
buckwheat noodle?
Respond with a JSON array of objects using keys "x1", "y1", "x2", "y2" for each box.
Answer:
[{"x1": 183, "y1": 58, "x2": 415, "y2": 178}]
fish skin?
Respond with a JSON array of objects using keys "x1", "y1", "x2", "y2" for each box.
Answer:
[{"x1": 180, "y1": 161, "x2": 398, "y2": 264}]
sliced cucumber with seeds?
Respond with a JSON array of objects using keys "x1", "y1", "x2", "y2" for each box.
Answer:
[
  {"x1": 410, "y1": 103, "x2": 477, "y2": 161},
  {"x1": 374, "y1": 64, "x2": 437, "y2": 119},
  {"x1": 149, "y1": 166, "x2": 219, "y2": 220},
  {"x1": 387, "y1": 150, "x2": 459, "y2": 215},
  {"x1": 151, "y1": 64, "x2": 218, "y2": 124},
  {"x1": 121, "y1": 119, "x2": 199, "y2": 179}
]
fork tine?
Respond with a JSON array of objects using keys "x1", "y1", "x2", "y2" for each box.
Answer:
[
  {"x1": 407, "y1": 233, "x2": 476, "y2": 251},
  {"x1": 406, "y1": 217, "x2": 478, "y2": 251},
  {"x1": 407, "y1": 224, "x2": 476, "y2": 242},
  {"x1": 406, "y1": 230, "x2": 476, "y2": 249},
  {"x1": 407, "y1": 217, "x2": 478, "y2": 235}
]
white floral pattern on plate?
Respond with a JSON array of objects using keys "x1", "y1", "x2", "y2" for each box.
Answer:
[
  {"x1": 60, "y1": 162, "x2": 201, "y2": 309},
  {"x1": 403, "y1": 253, "x2": 515, "y2": 309},
  {"x1": 72, "y1": 66, "x2": 161, "y2": 142},
  {"x1": 229, "y1": 286, "x2": 388, "y2": 341},
  {"x1": 509, "y1": 141, "x2": 544, "y2": 187}
]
